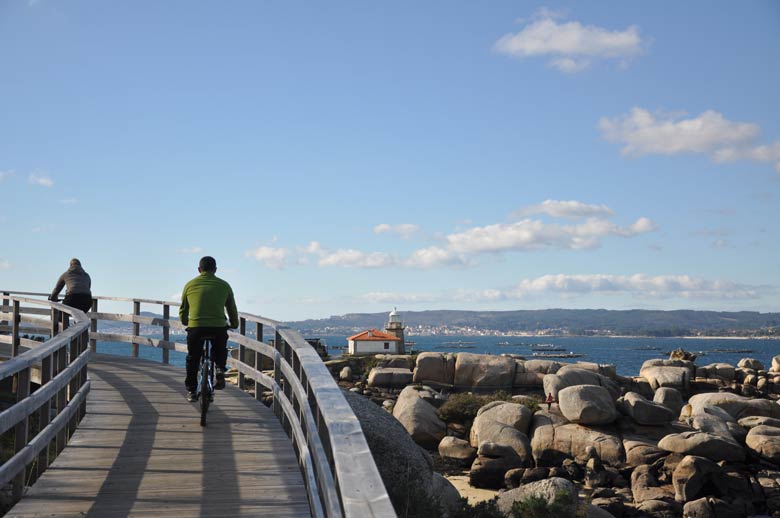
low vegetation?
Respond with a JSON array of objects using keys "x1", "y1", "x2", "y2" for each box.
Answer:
[{"x1": 437, "y1": 391, "x2": 538, "y2": 423}]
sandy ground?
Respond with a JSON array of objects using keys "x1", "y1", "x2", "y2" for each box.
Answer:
[{"x1": 445, "y1": 475, "x2": 498, "y2": 505}]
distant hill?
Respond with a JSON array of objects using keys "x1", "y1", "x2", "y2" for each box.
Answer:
[{"x1": 287, "y1": 309, "x2": 780, "y2": 337}]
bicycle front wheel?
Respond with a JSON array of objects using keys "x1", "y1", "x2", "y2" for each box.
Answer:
[{"x1": 200, "y1": 362, "x2": 210, "y2": 426}]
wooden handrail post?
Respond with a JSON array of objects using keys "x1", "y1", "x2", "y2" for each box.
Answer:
[
  {"x1": 60, "y1": 311, "x2": 69, "y2": 331},
  {"x1": 89, "y1": 298, "x2": 98, "y2": 353},
  {"x1": 162, "y1": 304, "x2": 170, "y2": 365},
  {"x1": 55, "y1": 345, "x2": 67, "y2": 454},
  {"x1": 255, "y1": 322, "x2": 263, "y2": 401},
  {"x1": 50, "y1": 308, "x2": 59, "y2": 338},
  {"x1": 238, "y1": 317, "x2": 246, "y2": 389},
  {"x1": 11, "y1": 300, "x2": 20, "y2": 357},
  {"x1": 132, "y1": 301, "x2": 140, "y2": 358},
  {"x1": 36, "y1": 354, "x2": 53, "y2": 478},
  {"x1": 1, "y1": 291, "x2": 8, "y2": 327},
  {"x1": 12, "y1": 366, "x2": 30, "y2": 499}
]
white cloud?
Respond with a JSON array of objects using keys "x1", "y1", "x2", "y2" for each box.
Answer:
[
  {"x1": 494, "y1": 13, "x2": 644, "y2": 73},
  {"x1": 29, "y1": 172, "x2": 54, "y2": 188},
  {"x1": 0, "y1": 259, "x2": 11, "y2": 270},
  {"x1": 513, "y1": 200, "x2": 615, "y2": 219},
  {"x1": 444, "y1": 216, "x2": 656, "y2": 254},
  {"x1": 178, "y1": 246, "x2": 203, "y2": 254},
  {"x1": 317, "y1": 249, "x2": 395, "y2": 268},
  {"x1": 366, "y1": 273, "x2": 771, "y2": 304},
  {"x1": 502, "y1": 273, "x2": 769, "y2": 300},
  {"x1": 373, "y1": 223, "x2": 420, "y2": 239},
  {"x1": 403, "y1": 246, "x2": 469, "y2": 268},
  {"x1": 0, "y1": 170, "x2": 14, "y2": 182},
  {"x1": 711, "y1": 239, "x2": 731, "y2": 249},
  {"x1": 59, "y1": 198, "x2": 78, "y2": 205},
  {"x1": 245, "y1": 246, "x2": 289, "y2": 269},
  {"x1": 599, "y1": 108, "x2": 780, "y2": 172}
]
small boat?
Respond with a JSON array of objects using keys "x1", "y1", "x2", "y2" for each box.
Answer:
[
  {"x1": 711, "y1": 348, "x2": 754, "y2": 354},
  {"x1": 442, "y1": 340, "x2": 476, "y2": 345},
  {"x1": 435, "y1": 344, "x2": 476, "y2": 349},
  {"x1": 631, "y1": 346, "x2": 660, "y2": 351},
  {"x1": 497, "y1": 341, "x2": 511, "y2": 346},
  {"x1": 531, "y1": 352, "x2": 584, "y2": 358},
  {"x1": 530, "y1": 346, "x2": 566, "y2": 352}
]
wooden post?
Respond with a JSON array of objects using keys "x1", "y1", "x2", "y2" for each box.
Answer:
[
  {"x1": 68, "y1": 337, "x2": 80, "y2": 437},
  {"x1": 11, "y1": 300, "x2": 20, "y2": 357},
  {"x1": 60, "y1": 311, "x2": 69, "y2": 331},
  {"x1": 255, "y1": 322, "x2": 263, "y2": 401},
  {"x1": 162, "y1": 304, "x2": 170, "y2": 365},
  {"x1": 36, "y1": 354, "x2": 52, "y2": 478},
  {"x1": 238, "y1": 317, "x2": 246, "y2": 390},
  {"x1": 50, "y1": 308, "x2": 59, "y2": 338},
  {"x1": 132, "y1": 301, "x2": 140, "y2": 358},
  {"x1": 89, "y1": 298, "x2": 98, "y2": 353},
  {"x1": 1, "y1": 291, "x2": 8, "y2": 327},
  {"x1": 55, "y1": 345, "x2": 67, "y2": 454},
  {"x1": 79, "y1": 330, "x2": 88, "y2": 419},
  {"x1": 12, "y1": 367, "x2": 31, "y2": 499}
]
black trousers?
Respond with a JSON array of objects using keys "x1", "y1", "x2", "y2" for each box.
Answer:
[
  {"x1": 185, "y1": 327, "x2": 228, "y2": 391},
  {"x1": 63, "y1": 293, "x2": 92, "y2": 313}
]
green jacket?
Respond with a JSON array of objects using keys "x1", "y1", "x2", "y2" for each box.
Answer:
[{"x1": 179, "y1": 272, "x2": 240, "y2": 328}]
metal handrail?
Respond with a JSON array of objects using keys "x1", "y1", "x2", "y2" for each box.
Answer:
[{"x1": 0, "y1": 290, "x2": 395, "y2": 518}]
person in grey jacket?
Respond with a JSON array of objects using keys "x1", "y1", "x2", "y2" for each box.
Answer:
[{"x1": 49, "y1": 258, "x2": 93, "y2": 312}]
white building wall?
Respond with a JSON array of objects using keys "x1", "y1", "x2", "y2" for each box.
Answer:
[{"x1": 348, "y1": 340, "x2": 401, "y2": 355}]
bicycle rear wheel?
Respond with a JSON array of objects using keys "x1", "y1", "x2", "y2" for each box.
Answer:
[{"x1": 200, "y1": 360, "x2": 210, "y2": 426}]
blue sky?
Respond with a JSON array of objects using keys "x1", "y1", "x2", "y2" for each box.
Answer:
[{"x1": 1, "y1": 1, "x2": 779, "y2": 320}]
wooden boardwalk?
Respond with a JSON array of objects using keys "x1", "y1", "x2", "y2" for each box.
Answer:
[{"x1": 8, "y1": 354, "x2": 311, "y2": 518}]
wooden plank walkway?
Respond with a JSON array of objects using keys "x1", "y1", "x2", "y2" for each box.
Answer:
[{"x1": 8, "y1": 354, "x2": 311, "y2": 518}]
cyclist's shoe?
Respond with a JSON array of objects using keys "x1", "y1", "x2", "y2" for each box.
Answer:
[
  {"x1": 186, "y1": 391, "x2": 198, "y2": 402},
  {"x1": 215, "y1": 368, "x2": 226, "y2": 390}
]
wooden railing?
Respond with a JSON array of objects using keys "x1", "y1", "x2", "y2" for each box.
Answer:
[
  {"x1": 0, "y1": 291, "x2": 395, "y2": 518},
  {"x1": 0, "y1": 294, "x2": 91, "y2": 502}
]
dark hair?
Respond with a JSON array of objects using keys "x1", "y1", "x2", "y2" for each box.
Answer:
[{"x1": 199, "y1": 256, "x2": 217, "y2": 272}]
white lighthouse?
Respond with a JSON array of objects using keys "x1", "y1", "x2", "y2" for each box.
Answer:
[{"x1": 385, "y1": 307, "x2": 405, "y2": 354}]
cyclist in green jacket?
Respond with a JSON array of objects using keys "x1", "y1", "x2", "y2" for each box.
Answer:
[{"x1": 179, "y1": 256, "x2": 239, "y2": 402}]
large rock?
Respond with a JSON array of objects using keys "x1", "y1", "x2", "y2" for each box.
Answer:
[
  {"x1": 469, "y1": 404, "x2": 533, "y2": 464},
  {"x1": 543, "y1": 367, "x2": 621, "y2": 400},
  {"x1": 454, "y1": 353, "x2": 515, "y2": 391},
  {"x1": 513, "y1": 371, "x2": 545, "y2": 387},
  {"x1": 624, "y1": 437, "x2": 668, "y2": 467},
  {"x1": 631, "y1": 464, "x2": 674, "y2": 503},
  {"x1": 683, "y1": 497, "x2": 753, "y2": 518},
  {"x1": 772, "y1": 355, "x2": 780, "y2": 373},
  {"x1": 564, "y1": 361, "x2": 617, "y2": 379},
  {"x1": 558, "y1": 385, "x2": 618, "y2": 425},
  {"x1": 431, "y1": 472, "x2": 461, "y2": 517},
  {"x1": 438, "y1": 436, "x2": 476, "y2": 466},
  {"x1": 696, "y1": 363, "x2": 736, "y2": 382},
  {"x1": 639, "y1": 359, "x2": 694, "y2": 391},
  {"x1": 476, "y1": 401, "x2": 533, "y2": 434},
  {"x1": 412, "y1": 352, "x2": 455, "y2": 385},
  {"x1": 738, "y1": 416, "x2": 780, "y2": 429},
  {"x1": 746, "y1": 425, "x2": 780, "y2": 465},
  {"x1": 636, "y1": 499, "x2": 682, "y2": 517},
  {"x1": 530, "y1": 411, "x2": 624, "y2": 466},
  {"x1": 657, "y1": 431, "x2": 745, "y2": 462},
  {"x1": 496, "y1": 477, "x2": 577, "y2": 516},
  {"x1": 367, "y1": 367, "x2": 413, "y2": 388},
  {"x1": 469, "y1": 441, "x2": 525, "y2": 489},
  {"x1": 683, "y1": 392, "x2": 780, "y2": 420},
  {"x1": 672, "y1": 455, "x2": 719, "y2": 502},
  {"x1": 392, "y1": 385, "x2": 446, "y2": 449},
  {"x1": 524, "y1": 359, "x2": 562, "y2": 374},
  {"x1": 375, "y1": 354, "x2": 414, "y2": 369},
  {"x1": 342, "y1": 388, "x2": 439, "y2": 516},
  {"x1": 738, "y1": 358, "x2": 764, "y2": 371},
  {"x1": 653, "y1": 387, "x2": 685, "y2": 416},
  {"x1": 619, "y1": 392, "x2": 675, "y2": 426},
  {"x1": 690, "y1": 413, "x2": 738, "y2": 442}
]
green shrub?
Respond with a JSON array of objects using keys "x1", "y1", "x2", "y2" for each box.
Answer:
[
  {"x1": 450, "y1": 497, "x2": 503, "y2": 518},
  {"x1": 437, "y1": 391, "x2": 513, "y2": 423}
]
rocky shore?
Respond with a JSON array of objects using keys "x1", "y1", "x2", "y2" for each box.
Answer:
[{"x1": 325, "y1": 350, "x2": 780, "y2": 517}]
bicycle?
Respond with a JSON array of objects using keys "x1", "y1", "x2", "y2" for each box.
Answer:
[{"x1": 197, "y1": 337, "x2": 215, "y2": 426}]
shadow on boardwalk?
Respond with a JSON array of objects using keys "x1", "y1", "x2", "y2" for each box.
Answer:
[{"x1": 7, "y1": 355, "x2": 311, "y2": 518}]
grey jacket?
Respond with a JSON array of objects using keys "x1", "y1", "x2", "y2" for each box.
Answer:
[{"x1": 50, "y1": 266, "x2": 92, "y2": 299}]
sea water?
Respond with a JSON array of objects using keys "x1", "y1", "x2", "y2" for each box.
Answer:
[{"x1": 96, "y1": 335, "x2": 779, "y2": 377}]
